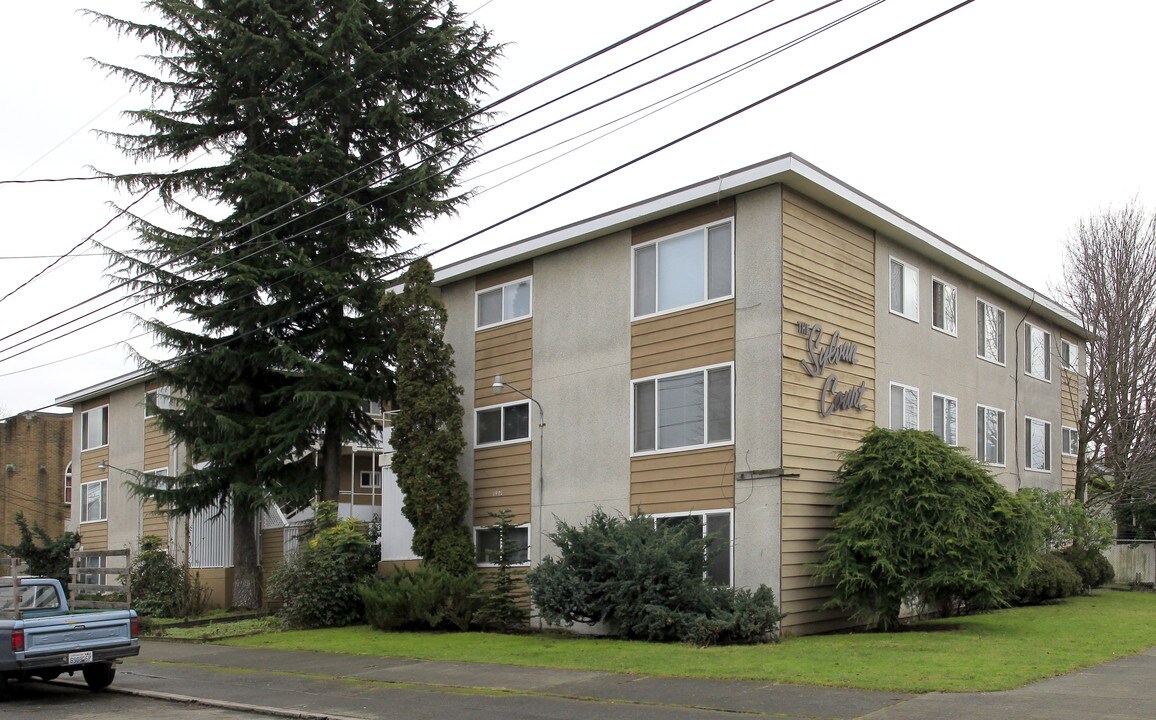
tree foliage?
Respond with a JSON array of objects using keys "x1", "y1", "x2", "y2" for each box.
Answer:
[
  {"x1": 129, "y1": 535, "x2": 209, "y2": 618},
  {"x1": 1017, "y1": 488, "x2": 1114, "y2": 552},
  {"x1": 814, "y1": 428, "x2": 1042, "y2": 630},
  {"x1": 90, "y1": 1, "x2": 500, "y2": 605},
  {"x1": 1058, "y1": 201, "x2": 1156, "y2": 513},
  {"x1": 384, "y1": 259, "x2": 472, "y2": 575},
  {"x1": 528, "y1": 508, "x2": 782, "y2": 644},
  {"x1": 0, "y1": 512, "x2": 79, "y2": 592}
]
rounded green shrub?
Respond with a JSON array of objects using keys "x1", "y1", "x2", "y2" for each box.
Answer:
[
  {"x1": 130, "y1": 535, "x2": 206, "y2": 618},
  {"x1": 1056, "y1": 545, "x2": 1115, "y2": 590},
  {"x1": 268, "y1": 503, "x2": 378, "y2": 629},
  {"x1": 1016, "y1": 553, "x2": 1081, "y2": 605},
  {"x1": 359, "y1": 565, "x2": 482, "y2": 631}
]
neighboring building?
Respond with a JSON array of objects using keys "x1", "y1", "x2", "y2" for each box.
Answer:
[
  {"x1": 0, "y1": 411, "x2": 72, "y2": 547},
  {"x1": 433, "y1": 153, "x2": 1088, "y2": 635},
  {"x1": 54, "y1": 372, "x2": 409, "y2": 608}
]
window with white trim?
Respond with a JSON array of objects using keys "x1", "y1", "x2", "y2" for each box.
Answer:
[
  {"x1": 81, "y1": 406, "x2": 108, "y2": 450},
  {"x1": 1025, "y1": 324, "x2": 1052, "y2": 381},
  {"x1": 889, "y1": 257, "x2": 919, "y2": 321},
  {"x1": 633, "y1": 364, "x2": 732, "y2": 453},
  {"x1": 977, "y1": 299, "x2": 1006, "y2": 364},
  {"x1": 654, "y1": 510, "x2": 732, "y2": 585},
  {"x1": 64, "y1": 462, "x2": 73, "y2": 505},
  {"x1": 476, "y1": 401, "x2": 530, "y2": 446},
  {"x1": 976, "y1": 405, "x2": 1006, "y2": 466},
  {"x1": 1060, "y1": 340, "x2": 1079, "y2": 372},
  {"x1": 476, "y1": 277, "x2": 532, "y2": 329},
  {"x1": 81, "y1": 479, "x2": 107, "y2": 522},
  {"x1": 633, "y1": 221, "x2": 732, "y2": 318},
  {"x1": 889, "y1": 382, "x2": 919, "y2": 430},
  {"x1": 359, "y1": 470, "x2": 382, "y2": 488},
  {"x1": 932, "y1": 393, "x2": 958, "y2": 445},
  {"x1": 932, "y1": 277, "x2": 957, "y2": 335},
  {"x1": 1062, "y1": 426, "x2": 1079, "y2": 457},
  {"x1": 1025, "y1": 417, "x2": 1052, "y2": 471},
  {"x1": 475, "y1": 525, "x2": 529, "y2": 565},
  {"x1": 145, "y1": 387, "x2": 172, "y2": 418}
]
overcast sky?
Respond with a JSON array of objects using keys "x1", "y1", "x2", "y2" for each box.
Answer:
[{"x1": 2, "y1": 0, "x2": 1154, "y2": 415}]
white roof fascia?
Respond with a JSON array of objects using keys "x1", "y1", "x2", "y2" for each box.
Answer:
[
  {"x1": 432, "y1": 153, "x2": 1085, "y2": 339},
  {"x1": 55, "y1": 367, "x2": 154, "y2": 407}
]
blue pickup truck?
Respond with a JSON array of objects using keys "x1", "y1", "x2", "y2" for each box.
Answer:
[{"x1": 0, "y1": 576, "x2": 140, "y2": 699}]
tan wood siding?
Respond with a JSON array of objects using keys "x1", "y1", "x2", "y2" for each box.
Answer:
[
  {"x1": 79, "y1": 449, "x2": 108, "y2": 481},
  {"x1": 630, "y1": 447, "x2": 735, "y2": 514},
  {"x1": 474, "y1": 443, "x2": 532, "y2": 525},
  {"x1": 261, "y1": 528, "x2": 285, "y2": 570},
  {"x1": 141, "y1": 500, "x2": 168, "y2": 540},
  {"x1": 144, "y1": 419, "x2": 170, "y2": 469},
  {"x1": 80, "y1": 521, "x2": 108, "y2": 551},
  {"x1": 631, "y1": 301, "x2": 736, "y2": 379},
  {"x1": 475, "y1": 319, "x2": 533, "y2": 405},
  {"x1": 780, "y1": 189, "x2": 875, "y2": 635},
  {"x1": 477, "y1": 261, "x2": 533, "y2": 291},
  {"x1": 1059, "y1": 364, "x2": 1081, "y2": 493},
  {"x1": 632, "y1": 200, "x2": 735, "y2": 245}
]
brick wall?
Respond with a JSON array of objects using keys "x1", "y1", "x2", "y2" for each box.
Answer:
[{"x1": 0, "y1": 412, "x2": 72, "y2": 546}]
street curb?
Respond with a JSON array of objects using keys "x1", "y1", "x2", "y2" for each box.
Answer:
[{"x1": 54, "y1": 679, "x2": 366, "y2": 720}]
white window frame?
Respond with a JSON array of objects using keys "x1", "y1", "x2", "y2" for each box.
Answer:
[
  {"x1": 631, "y1": 363, "x2": 734, "y2": 456},
  {"x1": 475, "y1": 276, "x2": 533, "y2": 330},
  {"x1": 652, "y1": 509, "x2": 733, "y2": 586},
  {"x1": 81, "y1": 405, "x2": 109, "y2": 451},
  {"x1": 1060, "y1": 339, "x2": 1079, "y2": 372},
  {"x1": 931, "y1": 276, "x2": 958, "y2": 336},
  {"x1": 474, "y1": 524, "x2": 530, "y2": 567},
  {"x1": 1025, "y1": 416, "x2": 1052, "y2": 472},
  {"x1": 932, "y1": 393, "x2": 959, "y2": 445},
  {"x1": 976, "y1": 404, "x2": 1006, "y2": 467},
  {"x1": 1061, "y1": 426, "x2": 1079, "y2": 457},
  {"x1": 631, "y1": 220, "x2": 734, "y2": 320},
  {"x1": 1024, "y1": 323, "x2": 1052, "y2": 382},
  {"x1": 888, "y1": 257, "x2": 919, "y2": 322},
  {"x1": 977, "y1": 298, "x2": 1007, "y2": 366},
  {"x1": 144, "y1": 386, "x2": 172, "y2": 418},
  {"x1": 63, "y1": 462, "x2": 73, "y2": 506},
  {"x1": 80, "y1": 479, "x2": 107, "y2": 523},
  {"x1": 889, "y1": 382, "x2": 919, "y2": 430},
  {"x1": 359, "y1": 470, "x2": 382, "y2": 488},
  {"x1": 475, "y1": 400, "x2": 531, "y2": 448}
]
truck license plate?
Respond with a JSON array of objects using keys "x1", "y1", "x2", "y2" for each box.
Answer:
[{"x1": 67, "y1": 651, "x2": 93, "y2": 665}]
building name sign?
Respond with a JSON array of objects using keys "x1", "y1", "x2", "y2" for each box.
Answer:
[{"x1": 795, "y1": 320, "x2": 867, "y2": 418}]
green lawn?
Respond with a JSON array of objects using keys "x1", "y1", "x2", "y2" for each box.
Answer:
[{"x1": 223, "y1": 590, "x2": 1156, "y2": 693}]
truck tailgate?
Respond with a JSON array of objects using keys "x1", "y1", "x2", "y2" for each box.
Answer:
[{"x1": 22, "y1": 613, "x2": 134, "y2": 656}]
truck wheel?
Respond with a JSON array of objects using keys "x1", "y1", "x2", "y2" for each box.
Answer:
[{"x1": 82, "y1": 663, "x2": 116, "y2": 691}]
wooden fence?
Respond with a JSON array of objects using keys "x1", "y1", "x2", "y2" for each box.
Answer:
[
  {"x1": 1108, "y1": 541, "x2": 1155, "y2": 586},
  {"x1": 69, "y1": 549, "x2": 132, "y2": 610}
]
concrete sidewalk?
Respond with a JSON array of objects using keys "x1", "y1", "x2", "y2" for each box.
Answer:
[{"x1": 86, "y1": 640, "x2": 1156, "y2": 720}]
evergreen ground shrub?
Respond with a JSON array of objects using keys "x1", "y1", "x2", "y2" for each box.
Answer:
[
  {"x1": 359, "y1": 565, "x2": 481, "y2": 631},
  {"x1": 1016, "y1": 553, "x2": 1082, "y2": 604}
]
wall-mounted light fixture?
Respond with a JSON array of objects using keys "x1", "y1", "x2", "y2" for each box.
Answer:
[
  {"x1": 491, "y1": 374, "x2": 546, "y2": 567},
  {"x1": 4, "y1": 463, "x2": 14, "y2": 474}
]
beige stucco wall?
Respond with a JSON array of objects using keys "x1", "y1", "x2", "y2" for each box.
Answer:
[
  {"x1": 874, "y1": 236, "x2": 1065, "y2": 493},
  {"x1": 733, "y1": 185, "x2": 783, "y2": 600}
]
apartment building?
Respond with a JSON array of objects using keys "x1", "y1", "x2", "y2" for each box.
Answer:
[
  {"x1": 434, "y1": 153, "x2": 1086, "y2": 635},
  {"x1": 0, "y1": 411, "x2": 71, "y2": 545}
]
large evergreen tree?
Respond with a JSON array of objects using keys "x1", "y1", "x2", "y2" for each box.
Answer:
[
  {"x1": 91, "y1": 1, "x2": 499, "y2": 606},
  {"x1": 385, "y1": 259, "x2": 472, "y2": 575}
]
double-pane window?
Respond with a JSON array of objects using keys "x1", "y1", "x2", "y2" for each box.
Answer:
[
  {"x1": 889, "y1": 258, "x2": 919, "y2": 320},
  {"x1": 977, "y1": 299, "x2": 1006, "y2": 364},
  {"x1": 81, "y1": 479, "x2": 107, "y2": 522},
  {"x1": 634, "y1": 365, "x2": 732, "y2": 453},
  {"x1": 633, "y1": 222, "x2": 732, "y2": 317},
  {"x1": 932, "y1": 278, "x2": 957, "y2": 334},
  {"x1": 1026, "y1": 418, "x2": 1052, "y2": 471},
  {"x1": 476, "y1": 402, "x2": 530, "y2": 446},
  {"x1": 475, "y1": 525, "x2": 529, "y2": 565},
  {"x1": 976, "y1": 405, "x2": 1006, "y2": 465},
  {"x1": 144, "y1": 387, "x2": 171, "y2": 418},
  {"x1": 81, "y1": 406, "x2": 108, "y2": 450},
  {"x1": 889, "y1": 383, "x2": 919, "y2": 430},
  {"x1": 1060, "y1": 340, "x2": 1079, "y2": 372},
  {"x1": 1025, "y1": 324, "x2": 1052, "y2": 380},
  {"x1": 1062, "y1": 426, "x2": 1079, "y2": 456},
  {"x1": 932, "y1": 394, "x2": 958, "y2": 445},
  {"x1": 655, "y1": 511, "x2": 732, "y2": 585},
  {"x1": 476, "y1": 278, "x2": 532, "y2": 329}
]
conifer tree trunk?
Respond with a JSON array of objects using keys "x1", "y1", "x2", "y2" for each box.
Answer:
[{"x1": 231, "y1": 509, "x2": 260, "y2": 610}]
